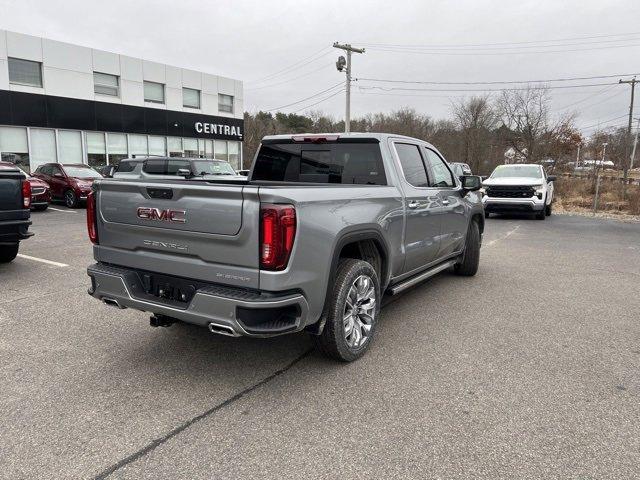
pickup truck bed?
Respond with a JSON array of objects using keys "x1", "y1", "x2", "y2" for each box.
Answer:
[{"x1": 87, "y1": 133, "x2": 484, "y2": 361}]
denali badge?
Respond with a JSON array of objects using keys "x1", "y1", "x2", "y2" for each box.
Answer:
[
  {"x1": 137, "y1": 207, "x2": 186, "y2": 223},
  {"x1": 143, "y1": 240, "x2": 188, "y2": 251}
]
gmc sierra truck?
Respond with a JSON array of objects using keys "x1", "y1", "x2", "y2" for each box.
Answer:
[
  {"x1": 0, "y1": 163, "x2": 32, "y2": 263},
  {"x1": 86, "y1": 133, "x2": 484, "y2": 361}
]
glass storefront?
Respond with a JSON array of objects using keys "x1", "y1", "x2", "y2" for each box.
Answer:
[{"x1": 0, "y1": 125, "x2": 242, "y2": 173}]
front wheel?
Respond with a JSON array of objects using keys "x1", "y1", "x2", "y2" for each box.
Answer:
[
  {"x1": 455, "y1": 220, "x2": 480, "y2": 276},
  {"x1": 0, "y1": 243, "x2": 19, "y2": 263},
  {"x1": 545, "y1": 202, "x2": 552, "y2": 216},
  {"x1": 314, "y1": 259, "x2": 380, "y2": 362},
  {"x1": 64, "y1": 190, "x2": 78, "y2": 208}
]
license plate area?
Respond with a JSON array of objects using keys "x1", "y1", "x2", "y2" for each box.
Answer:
[{"x1": 139, "y1": 273, "x2": 196, "y2": 305}]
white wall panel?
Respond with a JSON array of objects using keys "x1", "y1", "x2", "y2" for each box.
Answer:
[
  {"x1": 43, "y1": 39, "x2": 92, "y2": 73},
  {"x1": 43, "y1": 68, "x2": 93, "y2": 99},
  {"x1": 143, "y1": 60, "x2": 165, "y2": 83},
  {"x1": 120, "y1": 55, "x2": 143, "y2": 82},
  {"x1": 201, "y1": 93, "x2": 218, "y2": 115},
  {"x1": 234, "y1": 80, "x2": 244, "y2": 100},
  {"x1": 6, "y1": 31, "x2": 42, "y2": 61},
  {"x1": 182, "y1": 69, "x2": 201, "y2": 89},
  {"x1": 202, "y1": 73, "x2": 219, "y2": 94},
  {"x1": 0, "y1": 59, "x2": 9, "y2": 89},
  {"x1": 218, "y1": 76, "x2": 235, "y2": 95},
  {"x1": 165, "y1": 65, "x2": 181, "y2": 88},
  {"x1": 166, "y1": 87, "x2": 182, "y2": 111},
  {"x1": 0, "y1": 30, "x2": 7, "y2": 59},
  {"x1": 92, "y1": 49, "x2": 120, "y2": 75},
  {"x1": 120, "y1": 79, "x2": 144, "y2": 106}
]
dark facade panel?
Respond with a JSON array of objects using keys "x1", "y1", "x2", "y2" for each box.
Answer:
[{"x1": 0, "y1": 90, "x2": 244, "y2": 141}]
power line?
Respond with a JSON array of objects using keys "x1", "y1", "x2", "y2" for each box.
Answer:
[
  {"x1": 264, "y1": 81, "x2": 345, "y2": 112},
  {"x1": 290, "y1": 89, "x2": 346, "y2": 114},
  {"x1": 356, "y1": 31, "x2": 640, "y2": 49},
  {"x1": 554, "y1": 85, "x2": 618, "y2": 110},
  {"x1": 245, "y1": 63, "x2": 334, "y2": 91},
  {"x1": 580, "y1": 114, "x2": 629, "y2": 130},
  {"x1": 364, "y1": 43, "x2": 640, "y2": 56},
  {"x1": 356, "y1": 72, "x2": 640, "y2": 86},
  {"x1": 356, "y1": 81, "x2": 621, "y2": 93},
  {"x1": 245, "y1": 47, "x2": 332, "y2": 85}
]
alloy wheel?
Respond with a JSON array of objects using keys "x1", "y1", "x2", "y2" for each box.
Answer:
[{"x1": 343, "y1": 275, "x2": 376, "y2": 349}]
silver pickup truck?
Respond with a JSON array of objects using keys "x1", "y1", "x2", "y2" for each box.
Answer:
[{"x1": 86, "y1": 133, "x2": 484, "y2": 361}]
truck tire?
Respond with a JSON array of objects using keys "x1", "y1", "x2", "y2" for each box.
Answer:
[
  {"x1": 454, "y1": 220, "x2": 480, "y2": 277},
  {"x1": 0, "y1": 243, "x2": 19, "y2": 263},
  {"x1": 545, "y1": 202, "x2": 552, "y2": 216},
  {"x1": 485, "y1": 210, "x2": 490, "y2": 219},
  {"x1": 314, "y1": 259, "x2": 380, "y2": 362},
  {"x1": 64, "y1": 189, "x2": 78, "y2": 208},
  {"x1": 535, "y1": 209, "x2": 546, "y2": 220}
]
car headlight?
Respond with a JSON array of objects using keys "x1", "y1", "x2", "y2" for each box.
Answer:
[
  {"x1": 479, "y1": 187, "x2": 486, "y2": 196},
  {"x1": 533, "y1": 185, "x2": 544, "y2": 199}
]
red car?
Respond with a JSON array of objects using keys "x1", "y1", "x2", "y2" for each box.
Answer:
[
  {"x1": 0, "y1": 162, "x2": 51, "y2": 211},
  {"x1": 32, "y1": 163, "x2": 103, "y2": 208}
]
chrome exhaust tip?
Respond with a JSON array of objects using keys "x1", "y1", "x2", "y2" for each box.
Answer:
[{"x1": 208, "y1": 322, "x2": 240, "y2": 337}]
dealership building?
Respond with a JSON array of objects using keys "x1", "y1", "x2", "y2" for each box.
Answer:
[{"x1": 0, "y1": 29, "x2": 244, "y2": 173}]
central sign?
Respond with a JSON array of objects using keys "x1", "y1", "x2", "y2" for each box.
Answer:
[{"x1": 195, "y1": 122, "x2": 243, "y2": 140}]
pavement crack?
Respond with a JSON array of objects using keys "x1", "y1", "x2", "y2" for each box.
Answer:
[{"x1": 91, "y1": 348, "x2": 313, "y2": 480}]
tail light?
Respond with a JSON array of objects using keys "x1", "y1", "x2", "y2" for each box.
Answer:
[
  {"x1": 86, "y1": 190, "x2": 99, "y2": 244},
  {"x1": 22, "y1": 180, "x2": 31, "y2": 209},
  {"x1": 260, "y1": 204, "x2": 296, "y2": 271}
]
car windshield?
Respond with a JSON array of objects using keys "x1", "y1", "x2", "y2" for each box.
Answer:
[
  {"x1": 491, "y1": 165, "x2": 542, "y2": 179},
  {"x1": 192, "y1": 161, "x2": 236, "y2": 176},
  {"x1": 63, "y1": 166, "x2": 103, "y2": 179}
]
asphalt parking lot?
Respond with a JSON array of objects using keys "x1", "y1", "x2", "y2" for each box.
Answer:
[{"x1": 1, "y1": 208, "x2": 639, "y2": 479}]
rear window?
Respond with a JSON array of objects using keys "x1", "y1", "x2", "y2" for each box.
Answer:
[
  {"x1": 143, "y1": 159, "x2": 190, "y2": 175},
  {"x1": 116, "y1": 161, "x2": 137, "y2": 173},
  {"x1": 252, "y1": 140, "x2": 387, "y2": 185}
]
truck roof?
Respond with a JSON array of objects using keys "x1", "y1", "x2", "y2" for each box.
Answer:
[{"x1": 261, "y1": 132, "x2": 438, "y2": 148}]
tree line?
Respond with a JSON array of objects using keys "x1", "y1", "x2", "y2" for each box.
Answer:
[{"x1": 243, "y1": 86, "x2": 633, "y2": 176}]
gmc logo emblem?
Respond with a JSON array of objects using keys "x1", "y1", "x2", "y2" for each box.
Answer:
[{"x1": 137, "y1": 207, "x2": 186, "y2": 224}]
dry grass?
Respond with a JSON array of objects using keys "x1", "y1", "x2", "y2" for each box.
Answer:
[{"x1": 554, "y1": 177, "x2": 640, "y2": 216}]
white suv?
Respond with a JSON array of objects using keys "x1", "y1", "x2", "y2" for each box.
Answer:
[{"x1": 482, "y1": 164, "x2": 555, "y2": 220}]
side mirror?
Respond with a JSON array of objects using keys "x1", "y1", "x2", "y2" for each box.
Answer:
[
  {"x1": 547, "y1": 175, "x2": 557, "y2": 182},
  {"x1": 461, "y1": 175, "x2": 482, "y2": 192}
]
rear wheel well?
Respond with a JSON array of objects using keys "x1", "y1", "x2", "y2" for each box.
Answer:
[{"x1": 338, "y1": 239, "x2": 386, "y2": 287}]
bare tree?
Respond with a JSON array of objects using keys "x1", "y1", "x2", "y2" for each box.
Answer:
[
  {"x1": 497, "y1": 85, "x2": 551, "y2": 162},
  {"x1": 451, "y1": 95, "x2": 498, "y2": 172}
]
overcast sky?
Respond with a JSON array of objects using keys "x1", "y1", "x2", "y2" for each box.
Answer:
[{"x1": 1, "y1": 0, "x2": 639, "y2": 134}]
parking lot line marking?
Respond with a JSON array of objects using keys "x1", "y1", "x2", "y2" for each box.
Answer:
[
  {"x1": 48, "y1": 207, "x2": 77, "y2": 213},
  {"x1": 486, "y1": 224, "x2": 520, "y2": 247},
  {"x1": 17, "y1": 254, "x2": 69, "y2": 267}
]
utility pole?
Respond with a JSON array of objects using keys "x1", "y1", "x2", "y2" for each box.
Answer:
[
  {"x1": 619, "y1": 76, "x2": 637, "y2": 180},
  {"x1": 334, "y1": 42, "x2": 365, "y2": 133}
]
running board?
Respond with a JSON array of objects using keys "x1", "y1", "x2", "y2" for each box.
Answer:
[{"x1": 388, "y1": 259, "x2": 458, "y2": 295}]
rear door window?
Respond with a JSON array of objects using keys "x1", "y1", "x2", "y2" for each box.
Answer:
[
  {"x1": 252, "y1": 140, "x2": 387, "y2": 185},
  {"x1": 395, "y1": 143, "x2": 429, "y2": 188},
  {"x1": 143, "y1": 159, "x2": 190, "y2": 175}
]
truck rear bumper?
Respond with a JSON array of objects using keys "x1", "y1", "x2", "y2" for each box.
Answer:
[
  {"x1": 0, "y1": 219, "x2": 33, "y2": 244},
  {"x1": 87, "y1": 263, "x2": 310, "y2": 337}
]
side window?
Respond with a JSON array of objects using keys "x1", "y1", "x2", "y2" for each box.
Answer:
[
  {"x1": 424, "y1": 149, "x2": 454, "y2": 188},
  {"x1": 395, "y1": 143, "x2": 429, "y2": 188},
  {"x1": 51, "y1": 165, "x2": 63, "y2": 176}
]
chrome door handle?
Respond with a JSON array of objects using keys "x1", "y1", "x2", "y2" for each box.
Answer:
[
  {"x1": 408, "y1": 201, "x2": 420, "y2": 209},
  {"x1": 442, "y1": 199, "x2": 450, "y2": 206}
]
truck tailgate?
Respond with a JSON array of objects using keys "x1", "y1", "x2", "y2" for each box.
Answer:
[{"x1": 94, "y1": 179, "x2": 260, "y2": 288}]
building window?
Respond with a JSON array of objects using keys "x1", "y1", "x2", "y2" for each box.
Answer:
[
  {"x1": 86, "y1": 132, "x2": 106, "y2": 167},
  {"x1": 148, "y1": 136, "x2": 166, "y2": 156},
  {"x1": 183, "y1": 88, "x2": 201, "y2": 109},
  {"x1": 228, "y1": 141, "x2": 240, "y2": 169},
  {"x1": 107, "y1": 133, "x2": 128, "y2": 165},
  {"x1": 58, "y1": 130, "x2": 83, "y2": 163},
  {"x1": 214, "y1": 140, "x2": 228, "y2": 161},
  {"x1": 94, "y1": 72, "x2": 119, "y2": 97},
  {"x1": 144, "y1": 81, "x2": 165, "y2": 104},
  {"x1": 0, "y1": 126, "x2": 30, "y2": 172},
  {"x1": 167, "y1": 137, "x2": 183, "y2": 157},
  {"x1": 8, "y1": 57, "x2": 43, "y2": 88},
  {"x1": 129, "y1": 134, "x2": 148, "y2": 157},
  {"x1": 218, "y1": 94, "x2": 234, "y2": 113},
  {"x1": 29, "y1": 129, "x2": 57, "y2": 172},
  {"x1": 183, "y1": 138, "x2": 198, "y2": 157}
]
